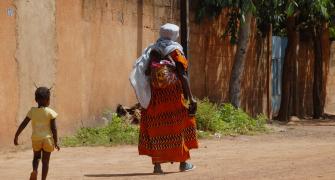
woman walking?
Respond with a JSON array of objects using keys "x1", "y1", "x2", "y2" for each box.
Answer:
[{"x1": 130, "y1": 23, "x2": 198, "y2": 174}]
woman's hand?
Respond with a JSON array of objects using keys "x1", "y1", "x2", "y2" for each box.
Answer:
[
  {"x1": 188, "y1": 98, "x2": 197, "y2": 116},
  {"x1": 55, "y1": 143, "x2": 60, "y2": 151}
]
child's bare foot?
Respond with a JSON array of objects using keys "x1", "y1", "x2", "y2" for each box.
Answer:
[{"x1": 29, "y1": 171, "x2": 37, "y2": 180}]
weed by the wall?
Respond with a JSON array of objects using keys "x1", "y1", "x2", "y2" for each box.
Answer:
[
  {"x1": 196, "y1": 99, "x2": 268, "y2": 136},
  {"x1": 61, "y1": 114, "x2": 139, "y2": 147}
]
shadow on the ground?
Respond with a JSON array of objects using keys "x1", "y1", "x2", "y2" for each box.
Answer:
[
  {"x1": 272, "y1": 119, "x2": 335, "y2": 126},
  {"x1": 84, "y1": 172, "x2": 178, "y2": 177},
  {"x1": 288, "y1": 119, "x2": 335, "y2": 126}
]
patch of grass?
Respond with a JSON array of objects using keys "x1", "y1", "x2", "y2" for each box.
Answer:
[
  {"x1": 196, "y1": 99, "x2": 268, "y2": 136},
  {"x1": 61, "y1": 114, "x2": 139, "y2": 147},
  {"x1": 196, "y1": 98, "x2": 222, "y2": 132},
  {"x1": 62, "y1": 99, "x2": 269, "y2": 147}
]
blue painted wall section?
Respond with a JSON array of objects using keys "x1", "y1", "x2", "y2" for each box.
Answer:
[{"x1": 271, "y1": 36, "x2": 288, "y2": 116}]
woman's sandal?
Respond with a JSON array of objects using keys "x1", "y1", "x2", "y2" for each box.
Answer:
[
  {"x1": 29, "y1": 171, "x2": 37, "y2": 180},
  {"x1": 179, "y1": 162, "x2": 196, "y2": 172}
]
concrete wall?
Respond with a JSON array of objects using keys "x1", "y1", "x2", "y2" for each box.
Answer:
[
  {"x1": 188, "y1": 10, "x2": 271, "y2": 117},
  {"x1": 13, "y1": 0, "x2": 58, "y2": 142},
  {"x1": 0, "y1": 0, "x2": 180, "y2": 146},
  {"x1": 325, "y1": 42, "x2": 335, "y2": 114},
  {"x1": 54, "y1": 0, "x2": 180, "y2": 134},
  {"x1": 0, "y1": 1, "x2": 18, "y2": 145},
  {"x1": 189, "y1": 10, "x2": 235, "y2": 102}
]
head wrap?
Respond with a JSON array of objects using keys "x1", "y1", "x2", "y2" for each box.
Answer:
[
  {"x1": 153, "y1": 23, "x2": 183, "y2": 57},
  {"x1": 159, "y1": 23, "x2": 180, "y2": 41}
]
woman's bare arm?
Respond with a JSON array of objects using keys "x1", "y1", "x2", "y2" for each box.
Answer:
[{"x1": 176, "y1": 62, "x2": 197, "y2": 115}]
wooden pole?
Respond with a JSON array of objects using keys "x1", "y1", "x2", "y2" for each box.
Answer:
[{"x1": 180, "y1": 0, "x2": 189, "y2": 58}]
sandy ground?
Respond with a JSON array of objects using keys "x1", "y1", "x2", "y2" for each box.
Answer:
[{"x1": 1, "y1": 123, "x2": 335, "y2": 180}]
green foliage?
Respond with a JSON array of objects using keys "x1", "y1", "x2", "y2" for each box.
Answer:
[
  {"x1": 286, "y1": 1, "x2": 298, "y2": 17},
  {"x1": 288, "y1": 0, "x2": 335, "y2": 29},
  {"x1": 196, "y1": 0, "x2": 335, "y2": 38},
  {"x1": 196, "y1": 0, "x2": 256, "y2": 21},
  {"x1": 196, "y1": 98, "x2": 222, "y2": 131},
  {"x1": 61, "y1": 114, "x2": 139, "y2": 147},
  {"x1": 195, "y1": 0, "x2": 290, "y2": 40},
  {"x1": 196, "y1": 0, "x2": 256, "y2": 43},
  {"x1": 196, "y1": 99, "x2": 268, "y2": 135},
  {"x1": 282, "y1": 0, "x2": 335, "y2": 38},
  {"x1": 254, "y1": 0, "x2": 288, "y2": 36}
]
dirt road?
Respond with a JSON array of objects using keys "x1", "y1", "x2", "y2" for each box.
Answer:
[{"x1": 1, "y1": 123, "x2": 335, "y2": 180}]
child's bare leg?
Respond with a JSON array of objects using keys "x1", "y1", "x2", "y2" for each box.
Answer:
[
  {"x1": 41, "y1": 151, "x2": 51, "y2": 180},
  {"x1": 33, "y1": 151, "x2": 41, "y2": 172}
]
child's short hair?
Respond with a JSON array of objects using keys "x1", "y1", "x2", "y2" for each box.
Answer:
[{"x1": 35, "y1": 87, "x2": 50, "y2": 101}]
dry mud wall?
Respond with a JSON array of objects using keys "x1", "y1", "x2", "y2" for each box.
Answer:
[
  {"x1": 0, "y1": 0, "x2": 180, "y2": 146},
  {"x1": 325, "y1": 42, "x2": 335, "y2": 115}
]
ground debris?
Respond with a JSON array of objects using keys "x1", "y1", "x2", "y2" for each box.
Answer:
[{"x1": 116, "y1": 103, "x2": 142, "y2": 124}]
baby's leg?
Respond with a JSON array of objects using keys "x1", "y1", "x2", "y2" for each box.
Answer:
[
  {"x1": 32, "y1": 151, "x2": 41, "y2": 172},
  {"x1": 41, "y1": 150, "x2": 51, "y2": 180}
]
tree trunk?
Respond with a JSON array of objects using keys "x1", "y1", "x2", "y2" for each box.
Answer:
[
  {"x1": 229, "y1": 12, "x2": 252, "y2": 108},
  {"x1": 313, "y1": 27, "x2": 323, "y2": 118},
  {"x1": 278, "y1": 16, "x2": 299, "y2": 121},
  {"x1": 312, "y1": 23, "x2": 330, "y2": 119},
  {"x1": 180, "y1": 0, "x2": 189, "y2": 58}
]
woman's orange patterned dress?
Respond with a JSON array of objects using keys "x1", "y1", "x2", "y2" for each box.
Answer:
[{"x1": 138, "y1": 49, "x2": 198, "y2": 163}]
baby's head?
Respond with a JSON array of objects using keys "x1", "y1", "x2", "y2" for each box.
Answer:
[{"x1": 35, "y1": 87, "x2": 51, "y2": 107}]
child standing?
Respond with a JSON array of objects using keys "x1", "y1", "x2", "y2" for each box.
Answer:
[{"x1": 14, "y1": 87, "x2": 60, "y2": 180}]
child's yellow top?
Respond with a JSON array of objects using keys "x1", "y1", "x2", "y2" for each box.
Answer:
[{"x1": 27, "y1": 107, "x2": 58, "y2": 141}]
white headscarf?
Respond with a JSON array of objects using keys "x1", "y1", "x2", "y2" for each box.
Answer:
[
  {"x1": 153, "y1": 23, "x2": 184, "y2": 57},
  {"x1": 130, "y1": 23, "x2": 184, "y2": 108},
  {"x1": 159, "y1": 23, "x2": 180, "y2": 41}
]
